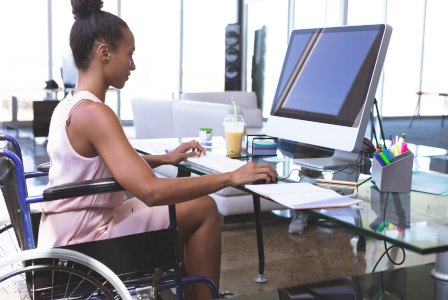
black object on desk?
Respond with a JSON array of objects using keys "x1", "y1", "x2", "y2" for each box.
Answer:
[{"x1": 33, "y1": 101, "x2": 59, "y2": 139}]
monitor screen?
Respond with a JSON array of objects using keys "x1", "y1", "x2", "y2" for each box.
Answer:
[{"x1": 271, "y1": 25, "x2": 385, "y2": 127}]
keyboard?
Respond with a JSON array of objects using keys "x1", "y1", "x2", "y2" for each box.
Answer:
[{"x1": 186, "y1": 152, "x2": 246, "y2": 174}]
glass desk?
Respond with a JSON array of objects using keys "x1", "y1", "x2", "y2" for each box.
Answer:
[
  {"x1": 130, "y1": 137, "x2": 448, "y2": 282},
  {"x1": 230, "y1": 263, "x2": 447, "y2": 300}
]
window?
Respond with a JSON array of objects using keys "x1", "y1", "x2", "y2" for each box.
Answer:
[
  {"x1": 121, "y1": 0, "x2": 180, "y2": 120},
  {"x1": 294, "y1": 0, "x2": 327, "y2": 29},
  {"x1": 347, "y1": 0, "x2": 386, "y2": 111},
  {"x1": 182, "y1": 0, "x2": 237, "y2": 93},
  {"x1": 247, "y1": 0, "x2": 288, "y2": 118},
  {"x1": 0, "y1": 0, "x2": 48, "y2": 121},
  {"x1": 382, "y1": 0, "x2": 426, "y2": 116},
  {"x1": 419, "y1": 0, "x2": 448, "y2": 116}
]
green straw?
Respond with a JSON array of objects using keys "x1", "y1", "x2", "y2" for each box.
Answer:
[{"x1": 231, "y1": 97, "x2": 238, "y2": 132}]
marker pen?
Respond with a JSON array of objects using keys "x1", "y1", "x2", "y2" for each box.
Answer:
[
  {"x1": 378, "y1": 151, "x2": 391, "y2": 164},
  {"x1": 401, "y1": 142, "x2": 407, "y2": 153},
  {"x1": 374, "y1": 152, "x2": 387, "y2": 166},
  {"x1": 381, "y1": 148, "x2": 393, "y2": 163}
]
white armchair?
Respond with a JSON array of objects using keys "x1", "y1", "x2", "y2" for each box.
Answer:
[
  {"x1": 180, "y1": 92, "x2": 264, "y2": 134},
  {"x1": 131, "y1": 97, "x2": 286, "y2": 219}
]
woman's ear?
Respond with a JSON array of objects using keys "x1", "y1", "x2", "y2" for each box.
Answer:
[{"x1": 97, "y1": 44, "x2": 110, "y2": 64}]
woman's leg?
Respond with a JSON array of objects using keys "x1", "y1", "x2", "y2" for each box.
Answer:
[{"x1": 176, "y1": 195, "x2": 221, "y2": 300}]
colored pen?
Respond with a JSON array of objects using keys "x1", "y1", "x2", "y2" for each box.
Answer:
[
  {"x1": 378, "y1": 151, "x2": 390, "y2": 164},
  {"x1": 393, "y1": 144, "x2": 401, "y2": 155},
  {"x1": 401, "y1": 142, "x2": 407, "y2": 153},
  {"x1": 374, "y1": 152, "x2": 386, "y2": 166},
  {"x1": 381, "y1": 148, "x2": 393, "y2": 163},
  {"x1": 402, "y1": 133, "x2": 406, "y2": 143},
  {"x1": 165, "y1": 148, "x2": 175, "y2": 154}
]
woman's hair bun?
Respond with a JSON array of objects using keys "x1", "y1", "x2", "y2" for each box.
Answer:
[{"x1": 71, "y1": 0, "x2": 103, "y2": 19}]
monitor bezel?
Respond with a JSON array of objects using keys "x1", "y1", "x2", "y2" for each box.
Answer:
[
  {"x1": 270, "y1": 24, "x2": 386, "y2": 128},
  {"x1": 266, "y1": 24, "x2": 392, "y2": 153}
]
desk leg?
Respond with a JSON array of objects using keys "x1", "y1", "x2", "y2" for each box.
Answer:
[
  {"x1": 252, "y1": 194, "x2": 267, "y2": 283},
  {"x1": 432, "y1": 251, "x2": 448, "y2": 281}
]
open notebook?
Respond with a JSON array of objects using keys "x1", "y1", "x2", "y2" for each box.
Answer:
[{"x1": 245, "y1": 182, "x2": 361, "y2": 209}]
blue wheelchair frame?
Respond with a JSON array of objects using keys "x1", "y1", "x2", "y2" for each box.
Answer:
[{"x1": 3, "y1": 148, "x2": 219, "y2": 299}]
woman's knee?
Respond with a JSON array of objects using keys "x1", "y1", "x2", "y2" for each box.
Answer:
[{"x1": 201, "y1": 196, "x2": 219, "y2": 221}]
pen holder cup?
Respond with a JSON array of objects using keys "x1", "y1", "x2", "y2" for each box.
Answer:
[{"x1": 372, "y1": 150, "x2": 414, "y2": 193}]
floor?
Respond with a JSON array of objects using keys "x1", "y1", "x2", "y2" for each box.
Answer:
[{"x1": 0, "y1": 127, "x2": 437, "y2": 296}]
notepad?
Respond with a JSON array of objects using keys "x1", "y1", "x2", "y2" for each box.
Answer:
[{"x1": 245, "y1": 182, "x2": 361, "y2": 209}]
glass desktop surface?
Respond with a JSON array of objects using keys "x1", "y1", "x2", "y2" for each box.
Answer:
[
  {"x1": 130, "y1": 137, "x2": 448, "y2": 255},
  {"x1": 229, "y1": 263, "x2": 440, "y2": 300}
]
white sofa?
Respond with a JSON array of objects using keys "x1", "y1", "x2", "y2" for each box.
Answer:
[
  {"x1": 180, "y1": 92, "x2": 264, "y2": 135},
  {"x1": 131, "y1": 97, "x2": 286, "y2": 217}
]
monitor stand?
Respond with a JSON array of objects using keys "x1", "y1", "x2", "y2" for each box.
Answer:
[{"x1": 293, "y1": 150, "x2": 360, "y2": 171}]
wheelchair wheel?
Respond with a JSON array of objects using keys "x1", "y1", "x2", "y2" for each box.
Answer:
[
  {"x1": 0, "y1": 224, "x2": 20, "y2": 258},
  {"x1": 0, "y1": 248, "x2": 132, "y2": 300}
]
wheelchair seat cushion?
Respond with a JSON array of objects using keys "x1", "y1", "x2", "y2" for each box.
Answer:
[{"x1": 38, "y1": 198, "x2": 169, "y2": 248}]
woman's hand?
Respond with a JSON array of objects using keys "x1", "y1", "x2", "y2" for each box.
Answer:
[
  {"x1": 166, "y1": 140, "x2": 206, "y2": 165},
  {"x1": 230, "y1": 161, "x2": 278, "y2": 187}
]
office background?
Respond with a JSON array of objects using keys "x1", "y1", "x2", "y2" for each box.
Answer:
[{"x1": 0, "y1": 0, "x2": 446, "y2": 124}]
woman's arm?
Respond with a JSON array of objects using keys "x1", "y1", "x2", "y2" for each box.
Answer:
[
  {"x1": 141, "y1": 141, "x2": 206, "y2": 168},
  {"x1": 69, "y1": 102, "x2": 277, "y2": 207}
]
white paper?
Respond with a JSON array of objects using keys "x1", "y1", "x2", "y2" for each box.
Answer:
[{"x1": 245, "y1": 182, "x2": 361, "y2": 209}]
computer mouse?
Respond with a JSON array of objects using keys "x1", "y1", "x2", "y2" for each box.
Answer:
[{"x1": 253, "y1": 176, "x2": 278, "y2": 185}]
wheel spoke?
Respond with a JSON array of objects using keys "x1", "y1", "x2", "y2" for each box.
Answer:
[
  {"x1": 63, "y1": 262, "x2": 74, "y2": 300},
  {"x1": 68, "y1": 269, "x2": 92, "y2": 298},
  {"x1": 51, "y1": 259, "x2": 54, "y2": 300},
  {"x1": 86, "y1": 280, "x2": 108, "y2": 300},
  {"x1": 6, "y1": 230, "x2": 18, "y2": 253}
]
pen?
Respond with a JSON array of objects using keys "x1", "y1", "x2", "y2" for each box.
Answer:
[
  {"x1": 401, "y1": 142, "x2": 407, "y2": 153},
  {"x1": 314, "y1": 179, "x2": 357, "y2": 186},
  {"x1": 165, "y1": 148, "x2": 175, "y2": 154},
  {"x1": 374, "y1": 152, "x2": 386, "y2": 166},
  {"x1": 377, "y1": 149, "x2": 390, "y2": 164},
  {"x1": 402, "y1": 133, "x2": 405, "y2": 143},
  {"x1": 381, "y1": 148, "x2": 393, "y2": 163}
]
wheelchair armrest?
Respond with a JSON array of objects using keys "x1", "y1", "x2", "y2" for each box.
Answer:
[
  {"x1": 37, "y1": 162, "x2": 50, "y2": 172},
  {"x1": 43, "y1": 177, "x2": 125, "y2": 201}
]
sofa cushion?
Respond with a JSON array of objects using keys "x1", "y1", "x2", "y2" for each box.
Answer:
[
  {"x1": 172, "y1": 100, "x2": 243, "y2": 137},
  {"x1": 131, "y1": 98, "x2": 176, "y2": 139},
  {"x1": 210, "y1": 193, "x2": 287, "y2": 216},
  {"x1": 180, "y1": 91, "x2": 258, "y2": 109},
  {"x1": 243, "y1": 108, "x2": 263, "y2": 128}
]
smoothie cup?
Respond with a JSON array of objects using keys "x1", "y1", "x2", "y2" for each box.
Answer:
[{"x1": 223, "y1": 114, "x2": 245, "y2": 155}]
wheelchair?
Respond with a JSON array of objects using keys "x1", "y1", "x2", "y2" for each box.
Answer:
[
  {"x1": 0, "y1": 134, "x2": 49, "y2": 244},
  {"x1": 0, "y1": 142, "x2": 220, "y2": 300}
]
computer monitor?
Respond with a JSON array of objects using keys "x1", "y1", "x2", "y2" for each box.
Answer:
[{"x1": 266, "y1": 24, "x2": 392, "y2": 170}]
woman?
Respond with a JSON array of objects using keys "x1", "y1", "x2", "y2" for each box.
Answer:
[{"x1": 38, "y1": 1, "x2": 277, "y2": 299}]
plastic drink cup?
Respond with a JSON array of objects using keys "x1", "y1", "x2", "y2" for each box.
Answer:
[{"x1": 223, "y1": 114, "x2": 245, "y2": 155}]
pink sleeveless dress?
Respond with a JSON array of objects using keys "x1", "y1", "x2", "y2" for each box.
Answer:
[{"x1": 38, "y1": 91, "x2": 169, "y2": 248}]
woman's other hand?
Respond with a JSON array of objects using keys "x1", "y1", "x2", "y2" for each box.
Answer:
[
  {"x1": 230, "y1": 161, "x2": 278, "y2": 187},
  {"x1": 166, "y1": 140, "x2": 206, "y2": 165}
]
